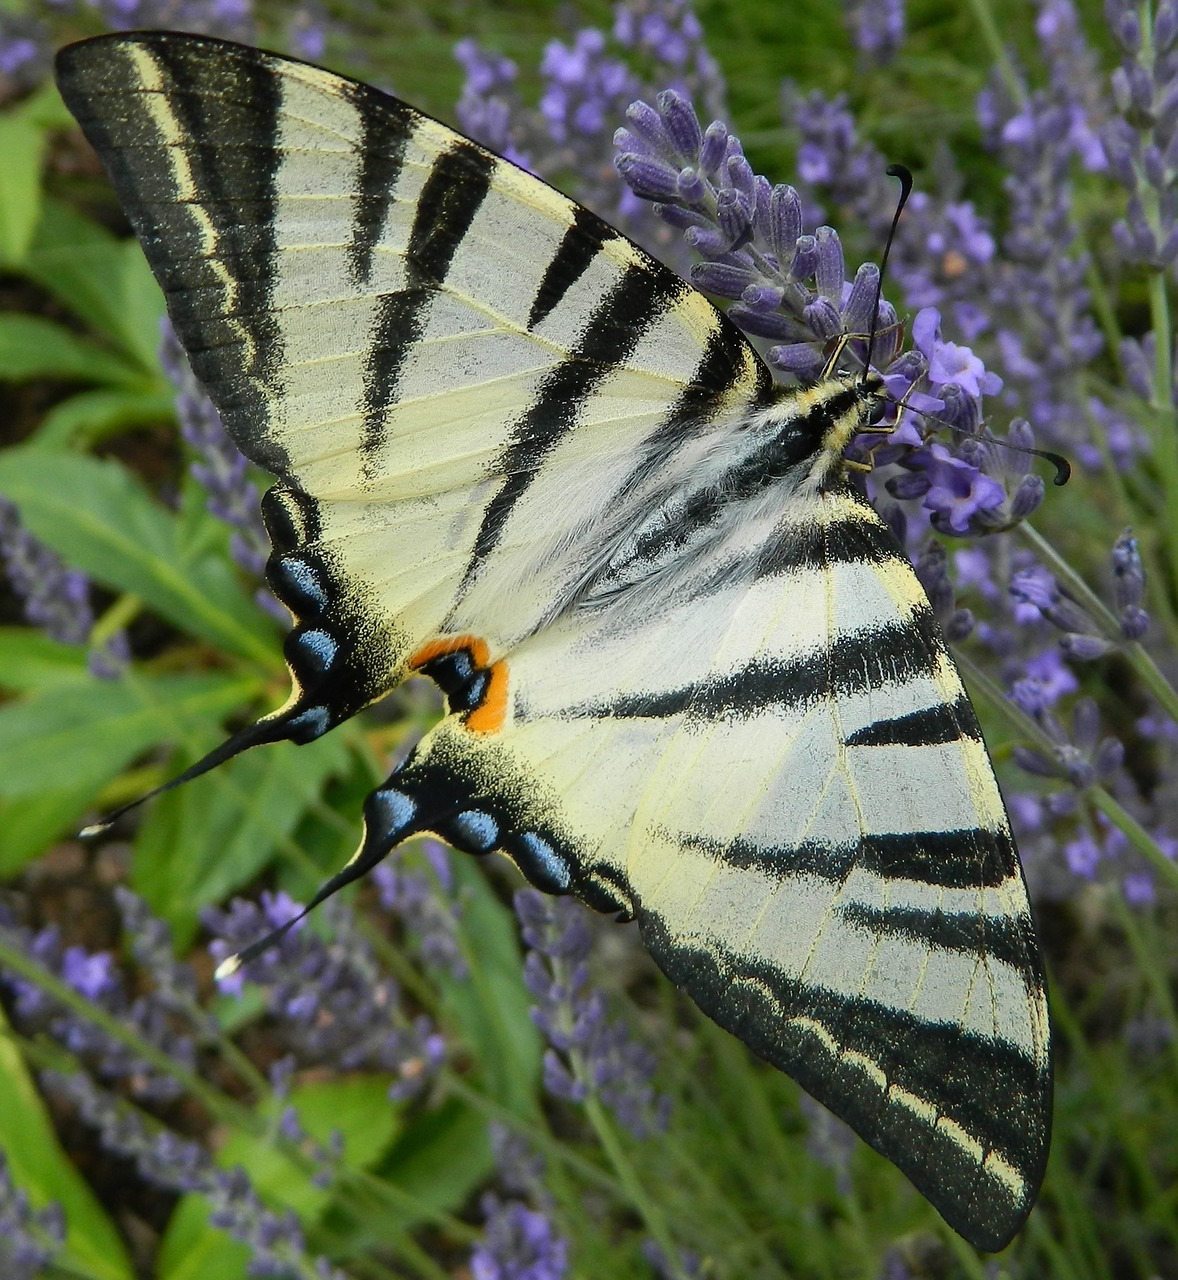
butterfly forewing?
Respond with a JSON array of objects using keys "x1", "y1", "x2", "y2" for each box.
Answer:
[{"x1": 56, "y1": 31, "x2": 1051, "y2": 1250}]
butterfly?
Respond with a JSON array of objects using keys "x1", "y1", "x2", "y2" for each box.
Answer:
[{"x1": 56, "y1": 31, "x2": 1051, "y2": 1250}]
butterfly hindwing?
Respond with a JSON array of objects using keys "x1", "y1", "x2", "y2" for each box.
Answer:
[
  {"x1": 375, "y1": 476, "x2": 1050, "y2": 1250},
  {"x1": 55, "y1": 31, "x2": 1051, "y2": 1251}
]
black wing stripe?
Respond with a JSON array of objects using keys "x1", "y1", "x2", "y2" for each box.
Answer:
[
  {"x1": 834, "y1": 901, "x2": 1034, "y2": 970},
  {"x1": 464, "y1": 262, "x2": 691, "y2": 577},
  {"x1": 360, "y1": 140, "x2": 496, "y2": 466},
  {"x1": 680, "y1": 827, "x2": 1018, "y2": 891},
  {"x1": 845, "y1": 694, "x2": 976, "y2": 747},
  {"x1": 528, "y1": 204, "x2": 616, "y2": 330},
  {"x1": 570, "y1": 608, "x2": 942, "y2": 721},
  {"x1": 345, "y1": 87, "x2": 415, "y2": 287}
]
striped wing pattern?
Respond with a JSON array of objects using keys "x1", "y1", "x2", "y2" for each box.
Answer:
[{"x1": 56, "y1": 32, "x2": 1051, "y2": 1250}]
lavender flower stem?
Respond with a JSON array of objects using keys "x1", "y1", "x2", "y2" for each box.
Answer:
[
  {"x1": 1018, "y1": 524, "x2": 1178, "y2": 720},
  {"x1": 0, "y1": 932, "x2": 239, "y2": 1120},
  {"x1": 1087, "y1": 789, "x2": 1178, "y2": 891},
  {"x1": 965, "y1": 0, "x2": 1027, "y2": 104},
  {"x1": 954, "y1": 652, "x2": 1178, "y2": 891},
  {"x1": 1105, "y1": 895, "x2": 1178, "y2": 1080},
  {"x1": 581, "y1": 1091, "x2": 688, "y2": 1280}
]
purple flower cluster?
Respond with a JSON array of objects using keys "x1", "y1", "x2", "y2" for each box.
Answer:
[
  {"x1": 841, "y1": 0, "x2": 906, "y2": 66},
  {"x1": 40, "y1": 1070, "x2": 346, "y2": 1279},
  {"x1": 470, "y1": 1193, "x2": 569, "y2": 1280},
  {"x1": 206, "y1": 892, "x2": 445, "y2": 1101},
  {"x1": 0, "y1": 0, "x2": 255, "y2": 85},
  {"x1": 0, "y1": 496, "x2": 130, "y2": 679},
  {"x1": 515, "y1": 890, "x2": 669, "y2": 1139},
  {"x1": 0, "y1": 1150, "x2": 65, "y2": 1280},
  {"x1": 454, "y1": 1, "x2": 724, "y2": 254},
  {"x1": 1101, "y1": 0, "x2": 1178, "y2": 271},
  {"x1": 370, "y1": 840, "x2": 468, "y2": 980},
  {"x1": 159, "y1": 320, "x2": 285, "y2": 623},
  {"x1": 0, "y1": 896, "x2": 195, "y2": 1103}
]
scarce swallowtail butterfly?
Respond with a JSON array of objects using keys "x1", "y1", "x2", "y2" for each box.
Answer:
[{"x1": 56, "y1": 31, "x2": 1051, "y2": 1251}]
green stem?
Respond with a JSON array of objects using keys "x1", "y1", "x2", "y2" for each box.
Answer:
[
  {"x1": 955, "y1": 652, "x2": 1178, "y2": 889},
  {"x1": 581, "y1": 1092, "x2": 687, "y2": 1280},
  {"x1": 1017, "y1": 523, "x2": 1178, "y2": 723},
  {"x1": 965, "y1": 0, "x2": 1028, "y2": 101}
]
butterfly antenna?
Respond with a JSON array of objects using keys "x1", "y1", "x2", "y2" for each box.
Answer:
[{"x1": 864, "y1": 163, "x2": 913, "y2": 380}]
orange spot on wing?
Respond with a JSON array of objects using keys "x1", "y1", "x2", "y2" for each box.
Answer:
[
  {"x1": 409, "y1": 634, "x2": 490, "y2": 670},
  {"x1": 466, "y1": 660, "x2": 509, "y2": 733},
  {"x1": 408, "y1": 634, "x2": 508, "y2": 734}
]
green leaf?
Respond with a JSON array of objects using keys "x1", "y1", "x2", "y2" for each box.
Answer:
[
  {"x1": 373, "y1": 1096, "x2": 493, "y2": 1234},
  {"x1": 156, "y1": 1076, "x2": 401, "y2": 1280},
  {"x1": 0, "y1": 627, "x2": 89, "y2": 693},
  {"x1": 22, "y1": 198, "x2": 165, "y2": 371},
  {"x1": 0, "y1": 786, "x2": 98, "y2": 876},
  {"x1": 0, "y1": 313, "x2": 145, "y2": 385},
  {"x1": 131, "y1": 730, "x2": 352, "y2": 944},
  {"x1": 438, "y1": 854, "x2": 542, "y2": 1114},
  {"x1": 0, "y1": 1012, "x2": 134, "y2": 1280},
  {"x1": 29, "y1": 386, "x2": 176, "y2": 450},
  {"x1": 0, "y1": 671, "x2": 256, "y2": 801},
  {"x1": 0, "y1": 448, "x2": 276, "y2": 663},
  {"x1": 0, "y1": 114, "x2": 45, "y2": 266}
]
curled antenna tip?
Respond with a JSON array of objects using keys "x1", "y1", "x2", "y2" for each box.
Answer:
[
  {"x1": 1046, "y1": 451, "x2": 1071, "y2": 485},
  {"x1": 214, "y1": 954, "x2": 243, "y2": 982},
  {"x1": 79, "y1": 820, "x2": 109, "y2": 839},
  {"x1": 886, "y1": 162, "x2": 914, "y2": 197}
]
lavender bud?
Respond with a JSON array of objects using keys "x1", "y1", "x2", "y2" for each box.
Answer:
[
  {"x1": 1119, "y1": 337, "x2": 1153, "y2": 399},
  {"x1": 654, "y1": 202, "x2": 711, "y2": 230},
  {"x1": 790, "y1": 234, "x2": 818, "y2": 282},
  {"x1": 767, "y1": 343, "x2": 826, "y2": 378},
  {"x1": 656, "y1": 89, "x2": 703, "y2": 161},
  {"x1": 675, "y1": 166, "x2": 706, "y2": 203},
  {"x1": 1157, "y1": 0, "x2": 1178, "y2": 49},
  {"x1": 804, "y1": 296, "x2": 843, "y2": 339},
  {"x1": 843, "y1": 263, "x2": 879, "y2": 333},
  {"x1": 1121, "y1": 605, "x2": 1150, "y2": 639},
  {"x1": 1143, "y1": 143, "x2": 1166, "y2": 188},
  {"x1": 726, "y1": 303, "x2": 809, "y2": 341},
  {"x1": 715, "y1": 188, "x2": 751, "y2": 244},
  {"x1": 1094, "y1": 736, "x2": 1125, "y2": 776},
  {"x1": 1112, "y1": 530, "x2": 1145, "y2": 609},
  {"x1": 615, "y1": 154, "x2": 681, "y2": 200},
  {"x1": 768, "y1": 184, "x2": 803, "y2": 262},
  {"x1": 685, "y1": 223, "x2": 735, "y2": 256},
  {"x1": 1010, "y1": 474, "x2": 1046, "y2": 521},
  {"x1": 698, "y1": 119, "x2": 728, "y2": 174},
  {"x1": 725, "y1": 152, "x2": 756, "y2": 199},
  {"x1": 1012, "y1": 744, "x2": 1059, "y2": 778},
  {"x1": 622, "y1": 99, "x2": 670, "y2": 153},
  {"x1": 814, "y1": 225, "x2": 846, "y2": 300},
  {"x1": 1060, "y1": 633, "x2": 1115, "y2": 660},
  {"x1": 741, "y1": 282, "x2": 786, "y2": 311},
  {"x1": 691, "y1": 261, "x2": 759, "y2": 298},
  {"x1": 944, "y1": 608, "x2": 976, "y2": 642}
]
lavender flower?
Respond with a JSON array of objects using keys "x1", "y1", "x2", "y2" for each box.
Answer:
[
  {"x1": 41, "y1": 1071, "x2": 345, "y2": 1279},
  {"x1": 1102, "y1": 0, "x2": 1178, "y2": 271},
  {"x1": 515, "y1": 890, "x2": 669, "y2": 1138},
  {"x1": 159, "y1": 319, "x2": 284, "y2": 622},
  {"x1": 0, "y1": 1150, "x2": 66, "y2": 1280},
  {"x1": 206, "y1": 893, "x2": 445, "y2": 1101},
  {"x1": 842, "y1": 0, "x2": 906, "y2": 66},
  {"x1": 470, "y1": 1194, "x2": 568, "y2": 1280},
  {"x1": 1011, "y1": 696, "x2": 1124, "y2": 789},
  {"x1": 0, "y1": 910, "x2": 194, "y2": 1102},
  {"x1": 370, "y1": 840, "x2": 468, "y2": 980},
  {"x1": 0, "y1": 496, "x2": 130, "y2": 678}
]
